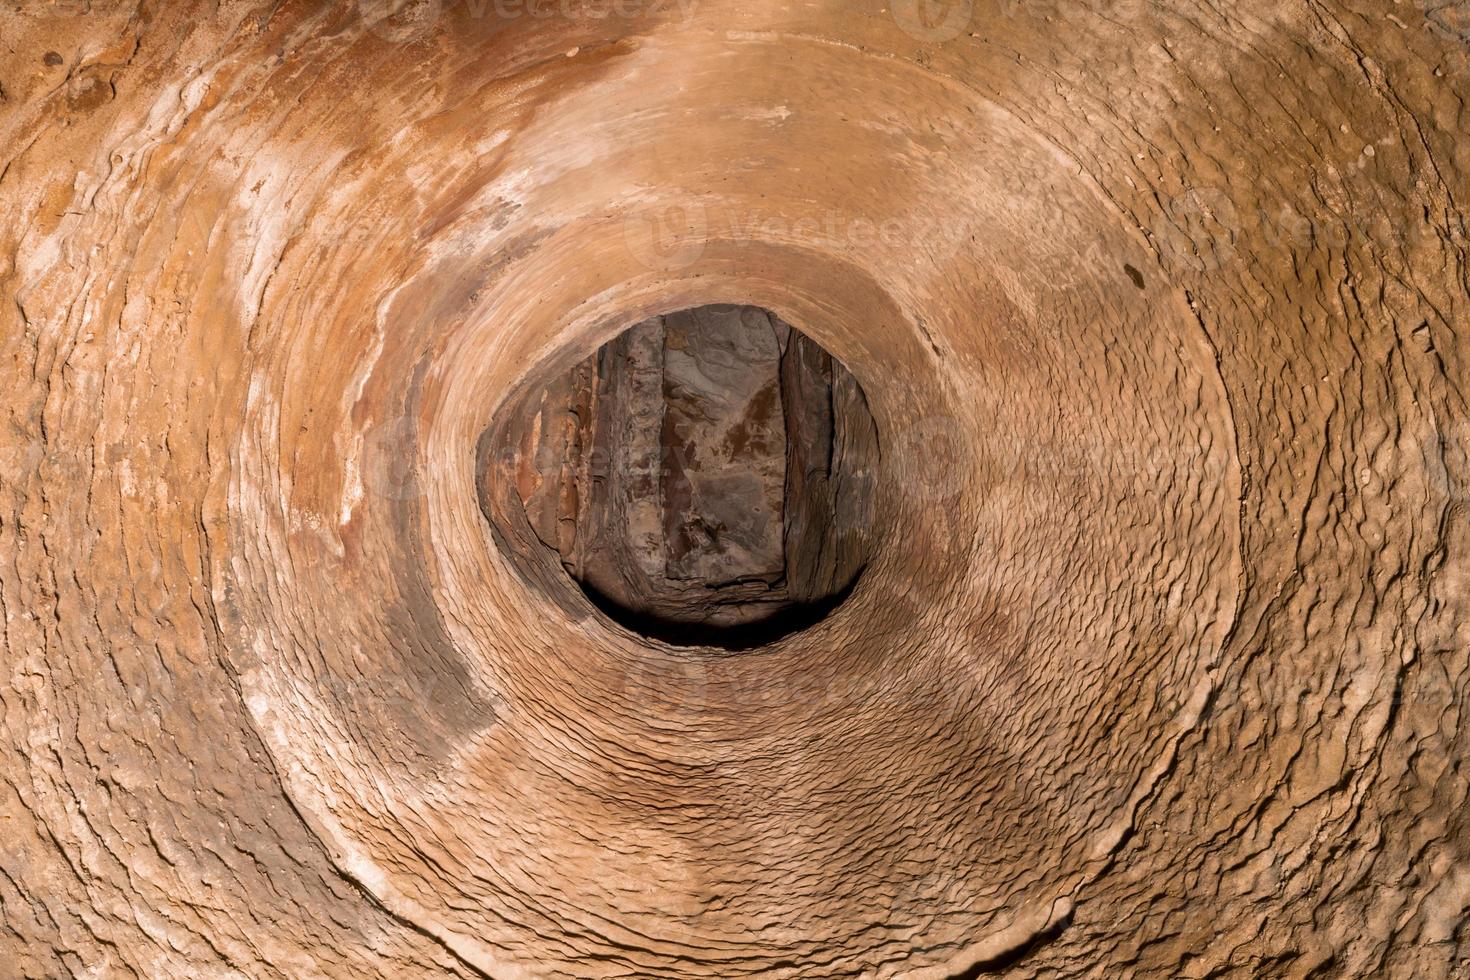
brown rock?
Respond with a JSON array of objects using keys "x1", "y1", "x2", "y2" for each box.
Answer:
[
  {"x1": 0, "y1": 2, "x2": 1467, "y2": 978},
  {"x1": 495, "y1": 304, "x2": 875, "y2": 644}
]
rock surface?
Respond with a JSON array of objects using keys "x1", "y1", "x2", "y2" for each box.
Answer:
[
  {"x1": 0, "y1": 1, "x2": 1467, "y2": 978},
  {"x1": 489, "y1": 304, "x2": 875, "y2": 644},
  {"x1": 661, "y1": 305, "x2": 789, "y2": 587}
]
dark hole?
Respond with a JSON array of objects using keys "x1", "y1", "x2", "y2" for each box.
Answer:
[
  {"x1": 484, "y1": 304, "x2": 879, "y2": 649},
  {"x1": 1124, "y1": 263, "x2": 1145, "y2": 289}
]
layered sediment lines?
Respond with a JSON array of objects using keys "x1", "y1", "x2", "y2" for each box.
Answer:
[{"x1": 0, "y1": 2, "x2": 1466, "y2": 977}]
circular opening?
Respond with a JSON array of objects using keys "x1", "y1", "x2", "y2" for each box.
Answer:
[{"x1": 481, "y1": 304, "x2": 880, "y2": 649}]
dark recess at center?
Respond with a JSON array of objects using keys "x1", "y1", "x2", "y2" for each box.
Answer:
[{"x1": 482, "y1": 304, "x2": 879, "y2": 649}]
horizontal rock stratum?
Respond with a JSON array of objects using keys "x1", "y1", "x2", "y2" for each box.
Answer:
[{"x1": 0, "y1": 1, "x2": 1467, "y2": 977}]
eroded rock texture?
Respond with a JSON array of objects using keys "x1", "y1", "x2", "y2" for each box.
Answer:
[
  {"x1": 1, "y1": 1, "x2": 1468, "y2": 978},
  {"x1": 487, "y1": 304, "x2": 876, "y2": 645}
]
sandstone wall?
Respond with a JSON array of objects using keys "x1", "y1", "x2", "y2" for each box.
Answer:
[{"x1": 0, "y1": 1, "x2": 1466, "y2": 977}]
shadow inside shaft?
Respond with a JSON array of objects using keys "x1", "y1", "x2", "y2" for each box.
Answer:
[{"x1": 580, "y1": 574, "x2": 862, "y2": 651}]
